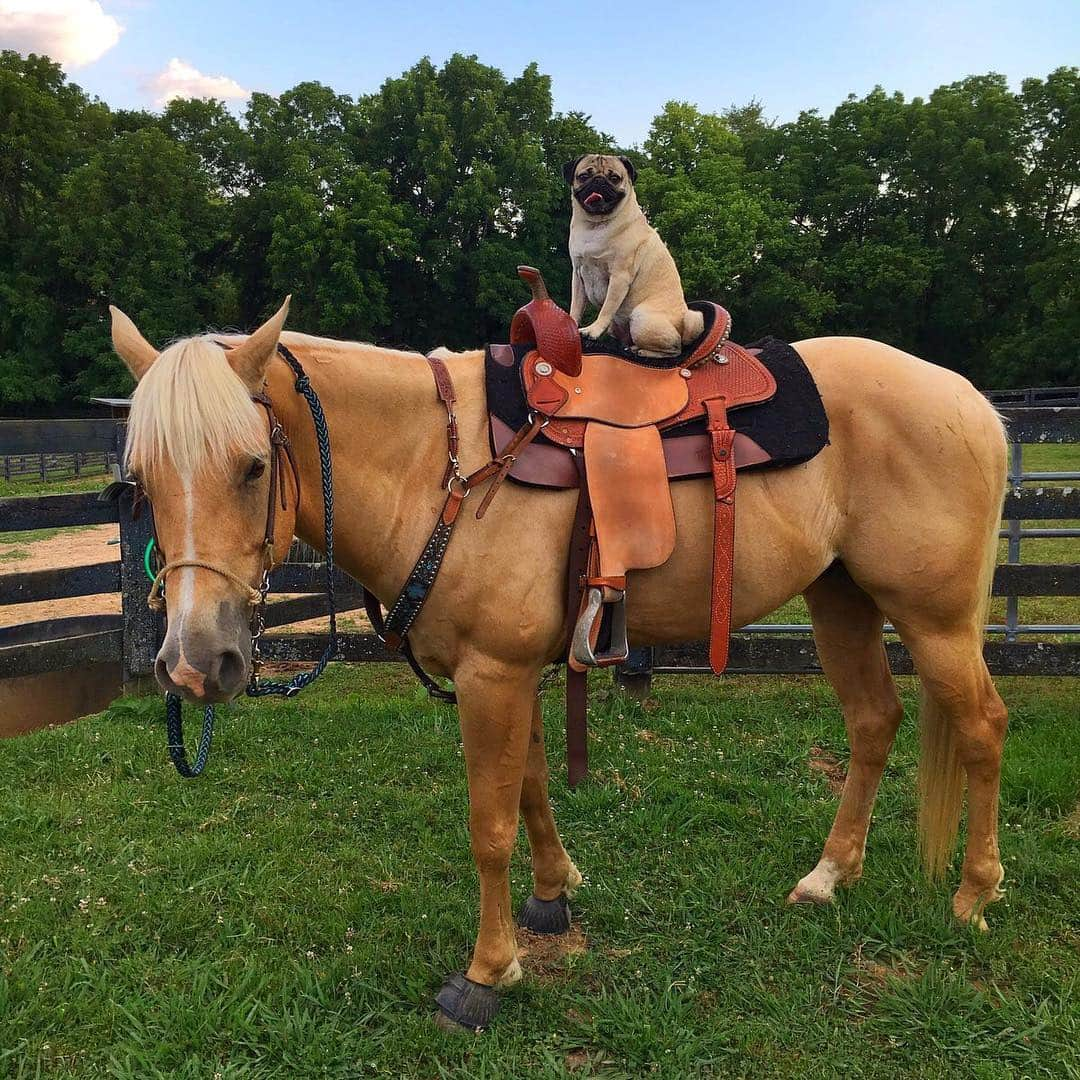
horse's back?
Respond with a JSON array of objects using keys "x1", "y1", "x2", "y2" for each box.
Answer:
[{"x1": 792, "y1": 336, "x2": 1004, "y2": 451}]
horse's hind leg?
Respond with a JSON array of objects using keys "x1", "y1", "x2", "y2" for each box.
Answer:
[
  {"x1": 789, "y1": 565, "x2": 903, "y2": 904},
  {"x1": 894, "y1": 621, "x2": 1008, "y2": 929},
  {"x1": 517, "y1": 698, "x2": 582, "y2": 933}
]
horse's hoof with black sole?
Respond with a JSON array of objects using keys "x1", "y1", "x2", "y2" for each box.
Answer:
[
  {"x1": 434, "y1": 972, "x2": 500, "y2": 1032},
  {"x1": 517, "y1": 893, "x2": 571, "y2": 934}
]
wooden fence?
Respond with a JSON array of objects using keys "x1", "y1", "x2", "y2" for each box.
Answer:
[{"x1": 1, "y1": 396, "x2": 1077, "y2": 688}]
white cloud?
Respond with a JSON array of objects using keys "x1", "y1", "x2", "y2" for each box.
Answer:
[
  {"x1": 0, "y1": 0, "x2": 122, "y2": 67},
  {"x1": 144, "y1": 57, "x2": 249, "y2": 106}
]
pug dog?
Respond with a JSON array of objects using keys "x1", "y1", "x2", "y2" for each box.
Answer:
[{"x1": 565, "y1": 153, "x2": 704, "y2": 357}]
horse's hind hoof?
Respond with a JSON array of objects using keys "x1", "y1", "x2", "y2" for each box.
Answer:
[
  {"x1": 517, "y1": 893, "x2": 571, "y2": 934},
  {"x1": 434, "y1": 972, "x2": 500, "y2": 1032}
]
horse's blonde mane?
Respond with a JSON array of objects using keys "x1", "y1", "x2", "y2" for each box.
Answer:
[{"x1": 126, "y1": 336, "x2": 265, "y2": 478}]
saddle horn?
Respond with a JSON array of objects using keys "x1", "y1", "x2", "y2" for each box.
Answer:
[
  {"x1": 517, "y1": 265, "x2": 550, "y2": 302},
  {"x1": 510, "y1": 265, "x2": 582, "y2": 377}
]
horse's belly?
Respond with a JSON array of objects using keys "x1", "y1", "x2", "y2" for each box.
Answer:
[{"x1": 626, "y1": 460, "x2": 838, "y2": 645}]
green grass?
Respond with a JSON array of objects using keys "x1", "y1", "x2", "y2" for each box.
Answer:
[
  {"x1": 0, "y1": 471, "x2": 113, "y2": 500},
  {"x1": 0, "y1": 668, "x2": 1076, "y2": 1077},
  {"x1": 1023, "y1": 444, "x2": 1079, "y2": 473},
  {"x1": 0, "y1": 526, "x2": 91, "y2": 545}
]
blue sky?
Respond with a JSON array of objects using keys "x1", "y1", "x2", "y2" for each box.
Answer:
[{"x1": 5, "y1": 0, "x2": 1079, "y2": 144}]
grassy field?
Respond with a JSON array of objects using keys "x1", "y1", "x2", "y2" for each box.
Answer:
[
  {"x1": 0, "y1": 667, "x2": 1076, "y2": 1078},
  {"x1": 0, "y1": 470, "x2": 113, "y2": 501}
]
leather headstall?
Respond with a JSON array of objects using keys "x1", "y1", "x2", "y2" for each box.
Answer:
[{"x1": 141, "y1": 361, "x2": 302, "y2": 616}]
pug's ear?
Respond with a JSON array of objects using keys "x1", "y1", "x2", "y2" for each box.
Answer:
[
  {"x1": 618, "y1": 156, "x2": 637, "y2": 184},
  {"x1": 562, "y1": 156, "x2": 585, "y2": 184}
]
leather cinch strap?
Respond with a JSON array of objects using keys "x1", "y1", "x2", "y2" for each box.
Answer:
[{"x1": 704, "y1": 398, "x2": 737, "y2": 674}]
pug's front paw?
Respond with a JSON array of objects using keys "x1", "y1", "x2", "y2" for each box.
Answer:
[{"x1": 579, "y1": 321, "x2": 608, "y2": 340}]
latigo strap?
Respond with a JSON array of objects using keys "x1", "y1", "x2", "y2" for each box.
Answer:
[{"x1": 704, "y1": 398, "x2": 737, "y2": 674}]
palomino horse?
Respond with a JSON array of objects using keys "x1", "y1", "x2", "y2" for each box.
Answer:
[{"x1": 110, "y1": 299, "x2": 1008, "y2": 1029}]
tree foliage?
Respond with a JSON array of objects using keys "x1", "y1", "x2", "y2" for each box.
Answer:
[{"x1": 0, "y1": 49, "x2": 1077, "y2": 410}]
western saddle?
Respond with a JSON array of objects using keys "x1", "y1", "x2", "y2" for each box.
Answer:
[{"x1": 507, "y1": 266, "x2": 777, "y2": 686}]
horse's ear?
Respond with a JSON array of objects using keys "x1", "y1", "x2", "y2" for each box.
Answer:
[
  {"x1": 228, "y1": 296, "x2": 291, "y2": 390},
  {"x1": 109, "y1": 306, "x2": 158, "y2": 382}
]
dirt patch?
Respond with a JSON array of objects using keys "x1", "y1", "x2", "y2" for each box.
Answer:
[
  {"x1": 635, "y1": 728, "x2": 675, "y2": 751},
  {"x1": 564, "y1": 1049, "x2": 607, "y2": 1073},
  {"x1": 369, "y1": 878, "x2": 401, "y2": 893},
  {"x1": 0, "y1": 521, "x2": 368, "y2": 636},
  {"x1": 808, "y1": 746, "x2": 847, "y2": 796},
  {"x1": 515, "y1": 924, "x2": 587, "y2": 982},
  {"x1": 1065, "y1": 804, "x2": 1080, "y2": 839},
  {"x1": 834, "y1": 943, "x2": 918, "y2": 1012},
  {"x1": 0, "y1": 524, "x2": 120, "y2": 629}
]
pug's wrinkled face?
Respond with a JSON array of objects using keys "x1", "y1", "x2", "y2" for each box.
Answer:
[{"x1": 563, "y1": 153, "x2": 637, "y2": 216}]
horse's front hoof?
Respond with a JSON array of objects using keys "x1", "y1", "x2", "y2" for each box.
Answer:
[
  {"x1": 434, "y1": 972, "x2": 500, "y2": 1032},
  {"x1": 517, "y1": 893, "x2": 571, "y2": 934}
]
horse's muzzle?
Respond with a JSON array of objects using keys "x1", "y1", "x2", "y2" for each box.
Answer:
[{"x1": 155, "y1": 637, "x2": 249, "y2": 703}]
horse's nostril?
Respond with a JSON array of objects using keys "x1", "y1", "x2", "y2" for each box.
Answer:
[{"x1": 211, "y1": 647, "x2": 246, "y2": 692}]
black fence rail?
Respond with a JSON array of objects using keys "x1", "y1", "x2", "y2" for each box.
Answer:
[
  {"x1": 985, "y1": 386, "x2": 1080, "y2": 408},
  {"x1": 1, "y1": 395, "x2": 1078, "y2": 686}
]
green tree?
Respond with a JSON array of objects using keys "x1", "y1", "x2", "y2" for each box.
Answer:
[
  {"x1": 0, "y1": 51, "x2": 108, "y2": 408},
  {"x1": 357, "y1": 55, "x2": 569, "y2": 346},
  {"x1": 637, "y1": 102, "x2": 833, "y2": 340},
  {"x1": 55, "y1": 127, "x2": 229, "y2": 397}
]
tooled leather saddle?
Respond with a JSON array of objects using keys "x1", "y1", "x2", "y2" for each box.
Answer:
[
  {"x1": 363, "y1": 265, "x2": 826, "y2": 786},
  {"x1": 485, "y1": 268, "x2": 828, "y2": 782},
  {"x1": 503, "y1": 267, "x2": 788, "y2": 665}
]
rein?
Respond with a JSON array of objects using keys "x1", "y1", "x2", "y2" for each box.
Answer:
[{"x1": 147, "y1": 343, "x2": 338, "y2": 777}]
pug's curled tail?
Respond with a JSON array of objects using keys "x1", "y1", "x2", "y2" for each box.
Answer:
[{"x1": 682, "y1": 308, "x2": 705, "y2": 344}]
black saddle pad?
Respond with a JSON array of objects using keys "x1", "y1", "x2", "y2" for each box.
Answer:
[{"x1": 484, "y1": 335, "x2": 830, "y2": 472}]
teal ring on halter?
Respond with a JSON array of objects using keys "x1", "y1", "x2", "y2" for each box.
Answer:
[{"x1": 143, "y1": 537, "x2": 156, "y2": 582}]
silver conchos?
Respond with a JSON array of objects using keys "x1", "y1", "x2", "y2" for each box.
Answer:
[{"x1": 535, "y1": 361, "x2": 553, "y2": 376}]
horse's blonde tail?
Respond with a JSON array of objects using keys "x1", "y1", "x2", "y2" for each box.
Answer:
[
  {"x1": 917, "y1": 684, "x2": 965, "y2": 880},
  {"x1": 917, "y1": 464, "x2": 1002, "y2": 880}
]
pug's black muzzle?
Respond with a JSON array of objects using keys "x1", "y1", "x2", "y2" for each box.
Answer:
[{"x1": 574, "y1": 176, "x2": 624, "y2": 215}]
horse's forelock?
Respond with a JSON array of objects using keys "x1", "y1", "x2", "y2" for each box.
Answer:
[{"x1": 125, "y1": 336, "x2": 265, "y2": 479}]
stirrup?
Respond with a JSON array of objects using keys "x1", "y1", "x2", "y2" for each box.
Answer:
[{"x1": 571, "y1": 587, "x2": 629, "y2": 668}]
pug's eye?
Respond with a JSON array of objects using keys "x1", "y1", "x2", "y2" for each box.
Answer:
[
  {"x1": 577, "y1": 171, "x2": 591, "y2": 182},
  {"x1": 608, "y1": 172, "x2": 621, "y2": 182},
  {"x1": 245, "y1": 459, "x2": 266, "y2": 482}
]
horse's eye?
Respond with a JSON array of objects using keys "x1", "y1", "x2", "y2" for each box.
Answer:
[{"x1": 246, "y1": 459, "x2": 266, "y2": 481}]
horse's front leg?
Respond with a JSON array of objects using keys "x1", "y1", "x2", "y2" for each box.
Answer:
[
  {"x1": 517, "y1": 697, "x2": 582, "y2": 933},
  {"x1": 435, "y1": 657, "x2": 537, "y2": 1031}
]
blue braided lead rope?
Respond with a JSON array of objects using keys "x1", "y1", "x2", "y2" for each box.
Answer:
[
  {"x1": 164, "y1": 343, "x2": 338, "y2": 777},
  {"x1": 165, "y1": 692, "x2": 214, "y2": 777},
  {"x1": 246, "y1": 344, "x2": 338, "y2": 698}
]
